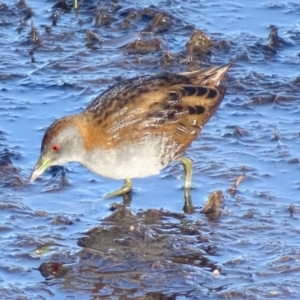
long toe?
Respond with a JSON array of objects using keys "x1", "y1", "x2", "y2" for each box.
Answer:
[{"x1": 104, "y1": 178, "x2": 132, "y2": 199}]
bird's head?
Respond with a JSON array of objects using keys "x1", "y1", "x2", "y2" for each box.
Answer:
[{"x1": 30, "y1": 116, "x2": 83, "y2": 182}]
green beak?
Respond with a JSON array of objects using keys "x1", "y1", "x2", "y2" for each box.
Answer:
[{"x1": 30, "y1": 156, "x2": 52, "y2": 182}]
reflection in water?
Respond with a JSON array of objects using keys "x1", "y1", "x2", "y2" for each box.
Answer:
[{"x1": 37, "y1": 206, "x2": 222, "y2": 298}]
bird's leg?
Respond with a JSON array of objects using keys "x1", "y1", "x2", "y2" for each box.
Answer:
[
  {"x1": 179, "y1": 157, "x2": 192, "y2": 189},
  {"x1": 104, "y1": 178, "x2": 132, "y2": 199},
  {"x1": 183, "y1": 188, "x2": 194, "y2": 214},
  {"x1": 180, "y1": 157, "x2": 194, "y2": 213}
]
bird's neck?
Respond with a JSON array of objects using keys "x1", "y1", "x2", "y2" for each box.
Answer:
[{"x1": 71, "y1": 113, "x2": 110, "y2": 152}]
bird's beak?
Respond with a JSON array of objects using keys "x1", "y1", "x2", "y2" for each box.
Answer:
[{"x1": 30, "y1": 156, "x2": 52, "y2": 182}]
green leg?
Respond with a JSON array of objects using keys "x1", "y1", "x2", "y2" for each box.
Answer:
[
  {"x1": 183, "y1": 188, "x2": 194, "y2": 214},
  {"x1": 104, "y1": 178, "x2": 132, "y2": 199},
  {"x1": 179, "y1": 157, "x2": 193, "y2": 189},
  {"x1": 180, "y1": 157, "x2": 194, "y2": 214}
]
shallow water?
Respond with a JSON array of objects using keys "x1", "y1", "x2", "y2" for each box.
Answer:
[{"x1": 1, "y1": 0, "x2": 300, "y2": 299}]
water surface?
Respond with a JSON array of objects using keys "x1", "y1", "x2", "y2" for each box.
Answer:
[{"x1": 1, "y1": 0, "x2": 300, "y2": 299}]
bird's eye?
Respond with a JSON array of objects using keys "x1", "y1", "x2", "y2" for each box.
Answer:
[{"x1": 51, "y1": 144, "x2": 60, "y2": 152}]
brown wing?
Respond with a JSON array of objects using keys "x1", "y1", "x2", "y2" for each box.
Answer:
[
  {"x1": 80, "y1": 64, "x2": 230, "y2": 154},
  {"x1": 106, "y1": 83, "x2": 225, "y2": 157}
]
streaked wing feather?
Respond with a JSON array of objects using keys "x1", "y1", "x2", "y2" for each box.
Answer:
[{"x1": 82, "y1": 64, "x2": 230, "y2": 157}]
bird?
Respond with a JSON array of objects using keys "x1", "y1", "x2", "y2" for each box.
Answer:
[{"x1": 30, "y1": 63, "x2": 231, "y2": 199}]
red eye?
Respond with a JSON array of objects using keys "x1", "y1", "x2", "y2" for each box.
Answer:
[{"x1": 51, "y1": 144, "x2": 60, "y2": 152}]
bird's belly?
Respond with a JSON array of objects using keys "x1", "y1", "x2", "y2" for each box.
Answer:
[{"x1": 81, "y1": 136, "x2": 182, "y2": 180}]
